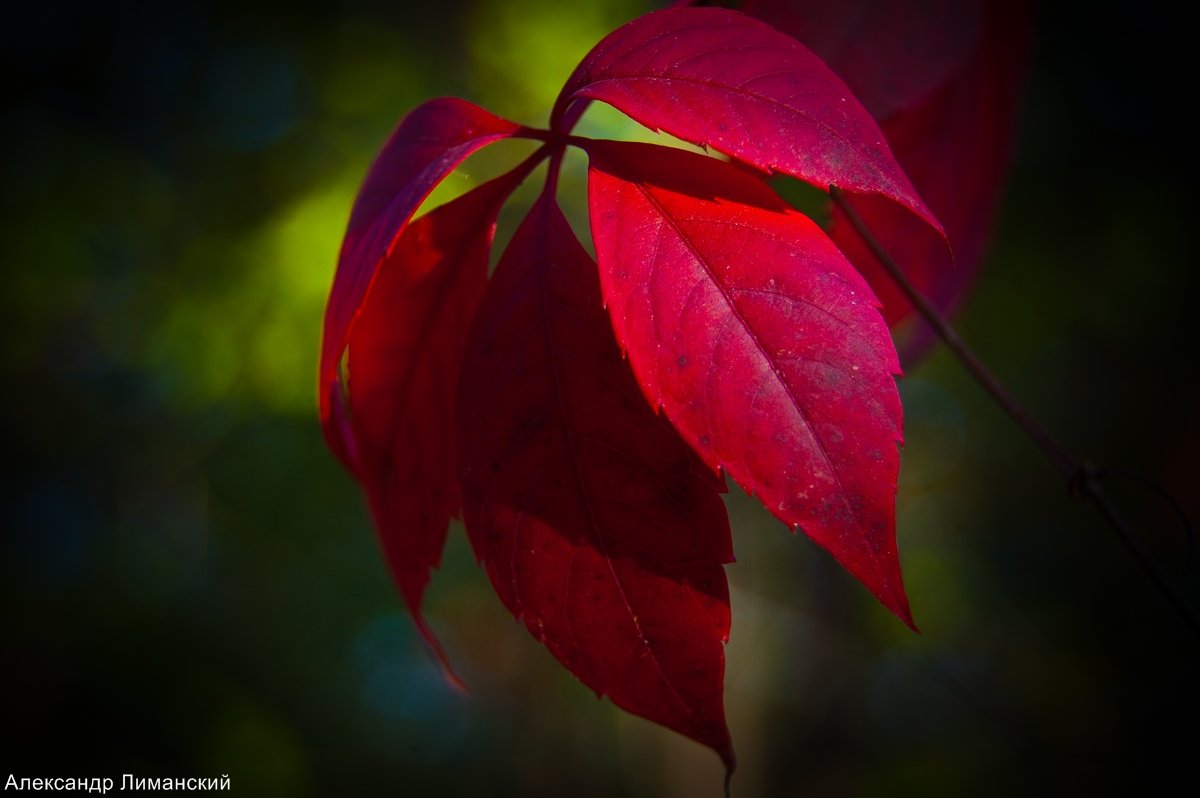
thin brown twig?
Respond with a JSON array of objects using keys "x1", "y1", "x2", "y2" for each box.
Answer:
[{"x1": 829, "y1": 186, "x2": 1200, "y2": 640}]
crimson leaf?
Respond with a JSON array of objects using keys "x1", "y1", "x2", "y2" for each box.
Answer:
[
  {"x1": 319, "y1": 97, "x2": 525, "y2": 676},
  {"x1": 742, "y1": 0, "x2": 984, "y2": 119},
  {"x1": 320, "y1": 97, "x2": 519, "y2": 469},
  {"x1": 744, "y1": 0, "x2": 1028, "y2": 356},
  {"x1": 319, "y1": 0, "x2": 973, "y2": 776},
  {"x1": 346, "y1": 164, "x2": 535, "y2": 683},
  {"x1": 587, "y1": 140, "x2": 911, "y2": 625},
  {"x1": 824, "y1": 1, "x2": 1029, "y2": 356},
  {"x1": 457, "y1": 189, "x2": 736, "y2": 768},
  {"x1": 553, "y1": 6, "x2": 943, "y2": 242}
]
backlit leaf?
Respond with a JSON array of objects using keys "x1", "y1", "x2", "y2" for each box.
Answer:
[
  {"x1": 458, "y1": 190, "x2": 736, "y2": 767},
  {"x1": 554, "y1": 6, "x2": 943, "y2": 241},
  {"x1": 345, "y1": 164, "x2": 534, "y2": 684},
  {"x1": 321, "y1": 97, "x2": 519, "y2": 468},
  {"x1": 745, "y1": 0, "x2": 1028, "y2": 358},
  {"x1": 587, "y1": 140, "x2": 911, "y2": 624}
]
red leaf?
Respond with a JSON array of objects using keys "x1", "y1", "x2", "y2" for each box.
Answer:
[
  {"x1": 586, "y1": 140, "x2": 912, "y2": 625},
  {"x1": 320, "y1": 98, "x2": 519, "y2": 469},
  {"x1": 457, "y1": 190, "x2": 736, "y2": 767},
  {"x1": 826, "y1": 1, "x2": 1029, "y2": 356},
  {"x1": 554, "y1": 6, "x2": 943, "y2": 241},
  {"x1": 745, "y1": 0, "x2": 1028, "y2": 357},
  {"x1": 345, "y1": 164, "x2": 534, "y2": 686},
  {"x1": 742, "y1": 0, "x2": 984, "y2": 119}
]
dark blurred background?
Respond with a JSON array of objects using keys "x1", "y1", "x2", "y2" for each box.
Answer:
[{"x1": 2, "y1": 1, "x2": 1197, "y2": 795}]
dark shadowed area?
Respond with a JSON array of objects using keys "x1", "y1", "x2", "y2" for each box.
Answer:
[{"x1": 2, "y1": 1, "x2": 1197, "y2": 795}]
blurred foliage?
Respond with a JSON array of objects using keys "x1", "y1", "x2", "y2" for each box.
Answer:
[{"x1": 1, "y1": 1, "x2": 1198, "y2": 796}]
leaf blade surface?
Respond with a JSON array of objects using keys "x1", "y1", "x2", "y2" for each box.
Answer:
[
  {"x1": 587, "y1": 140, "x2": 911, "y2": 624},
  {"x1": 321, "y1": 97, "x2": 519, "y2": 468},
  {"x1": 344, "y1": 167, "x2": 531, "y2": 683},
  {"x1": 458, "y1": 190, "x2": 736, "y2": 766},
  {"x1": 555, "y1": 6, "x2": 941, "y2": 240},
  {"x1": 744, "y1": 0, "x2": 1027, "y2": 358}
]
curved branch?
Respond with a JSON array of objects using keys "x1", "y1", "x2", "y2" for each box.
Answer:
[{"x1": 830, "y1": 186, "x2": 1200, "y2": 641}]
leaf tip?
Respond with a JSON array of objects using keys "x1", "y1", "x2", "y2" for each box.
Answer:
[
  {"x1": 881, "y1": 587, "x2": 918, "y2": 633},
  {"x1": 853, "y1": 545, "x2": 918, "y2": 632},
  {"x1": 412, "y1": 612, "x2": 471, "y2": 693}
]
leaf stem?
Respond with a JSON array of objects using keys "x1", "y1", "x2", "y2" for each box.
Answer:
[
  {"x1": 545, "y1": 146, "x2": 566, "y2": 195},
  {"x1": 556, "y1": 99, "x2": 592, "y2": 136},
  {"x1": 829, "y1": 186, "x2": 1200, "y2": 640}
]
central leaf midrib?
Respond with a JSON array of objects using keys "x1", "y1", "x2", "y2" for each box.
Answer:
[
  {"x1": 632, "y1": 182, "x2": 857, "y2": 523},
  {"x1": 532, "y1": 201, "x2": 696, "y2": 722},
  {"x1": 581, "y1": 71, "x2": 902, "y2": 200}
]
